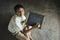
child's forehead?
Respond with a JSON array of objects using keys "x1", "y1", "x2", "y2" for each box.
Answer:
[{"x1": 18, "y1": 8, "x2": 24, "y2": 11}]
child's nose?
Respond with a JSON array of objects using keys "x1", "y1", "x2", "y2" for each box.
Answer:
[{"x1": 19, "y1": 11, "x2": 21, "y2": 13}]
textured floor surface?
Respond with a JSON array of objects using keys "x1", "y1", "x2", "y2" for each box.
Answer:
[{"x1": 31, "y1": 29, "x2": 50, "y2": 40}]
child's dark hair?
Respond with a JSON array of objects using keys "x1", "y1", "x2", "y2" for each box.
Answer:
[{"x1": 14, "y1": 4, "x2": 25, "y2": 12}]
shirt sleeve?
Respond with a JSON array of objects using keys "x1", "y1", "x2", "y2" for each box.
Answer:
[{"x1": 21, "y1": 15, "x2": 26, "y2": 21}]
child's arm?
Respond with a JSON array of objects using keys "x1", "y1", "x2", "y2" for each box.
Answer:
[{"x1": 22, "y1": 23, "x2": 40, "y2": 33}]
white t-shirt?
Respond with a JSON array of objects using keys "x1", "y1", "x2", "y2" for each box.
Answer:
[
  {"x1": 8, "y1": 15, "x2": 26, "y2": 34},
  {"x1": 15, "y1": 15, "x2": 26, "y2": 30}
]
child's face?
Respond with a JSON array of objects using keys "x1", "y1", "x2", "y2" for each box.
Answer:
[{"x1": 16, "y1": 8, "x2": 25, "y2": 16}]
